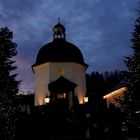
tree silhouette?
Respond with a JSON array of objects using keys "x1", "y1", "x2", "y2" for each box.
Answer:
[
  {"x1": 0, "y1": 27, "x2": 20, "y2": 140},
  {"x1": 120, "y1": 5, "x2": 140, "y2": 137}
]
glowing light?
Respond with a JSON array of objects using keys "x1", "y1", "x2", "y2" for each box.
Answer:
[
  {"x1": 84, "y1": 96, "x2": 88, "y2": 103},
  {"x1": 57, "y1": 93, "x2": 66, "y2": 99},
  {"x1": 44, "y1": 97, "x2": 50, "y2": 104},
  {"x1": 64, "y1": 93, "x2": 66, "y2": 98},
  {"x1": 103, "y1": 87, "x2": 126, "y2": 99},
  {"x1": 78, "y1": 95, "x2": 84, "y2": 104},
  {"x1": 135, "y1": 110, "x2": 140, "y2": 114}
]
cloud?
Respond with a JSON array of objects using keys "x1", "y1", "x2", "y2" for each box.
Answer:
[{"x1": 0, "y1": 0, "x2": 139, "y2": 91}]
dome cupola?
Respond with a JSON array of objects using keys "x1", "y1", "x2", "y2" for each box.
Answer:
[
  {"x1": 53, "y1": 18, "x2": 66, "y2": 39},
  {"x1": 32, "y1": 20, "x2": 88, "y2": 67}
]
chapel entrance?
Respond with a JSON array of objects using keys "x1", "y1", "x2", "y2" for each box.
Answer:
[{"x1": 48, "y1": 76, "x2": 77, "y2": 110}]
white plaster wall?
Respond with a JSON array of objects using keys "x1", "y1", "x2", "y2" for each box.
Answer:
[
  {"x1": 71, "y1": 63, "x2": 87, "y2": 104},
  {"x1": 33, "y1": 62, "x2": 87, "y2": 106},
  {"x1": 33, "y1": 63, "x2": 50, "y2": 105}
]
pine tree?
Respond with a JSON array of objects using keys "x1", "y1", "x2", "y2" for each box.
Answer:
[
  {"x1": 121, "y1": 7, "x2": 140, "y2": 136},
  {"x1": 0, "y1": 27, "x2": 20, "y2": 140}
]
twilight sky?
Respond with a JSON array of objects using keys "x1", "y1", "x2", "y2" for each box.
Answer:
[{"x1": 0, "y1": 0, "x2": 139, "y2": 92}]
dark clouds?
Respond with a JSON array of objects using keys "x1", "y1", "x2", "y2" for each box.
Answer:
[{"x1": 0, "y1": 0, "x2": 139, "y2": 91}]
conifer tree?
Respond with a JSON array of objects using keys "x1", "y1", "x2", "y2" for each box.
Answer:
[
  {"x1": 121, "y1": 7, "x2": 140, "y2": 135},
  {"x1": 0, "y1": 27, "x2": 20, "y2": 140}
]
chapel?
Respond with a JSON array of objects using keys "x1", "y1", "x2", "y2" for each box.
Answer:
[{"x1": 32, "y1": 20, "x2": 88, "y2": 109}]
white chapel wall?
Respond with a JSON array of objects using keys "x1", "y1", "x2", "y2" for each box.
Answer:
[
  {"x1": 33, "y1": 62, "x2": 87, "y2": 106},
  {"x1": 33, "y1": 63, "x2": 50, "y2": 105}
]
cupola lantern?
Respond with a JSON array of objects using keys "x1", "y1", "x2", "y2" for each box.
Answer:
[{"x1": 53, "y1": 18, "x2": 66, "y2": 39}]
